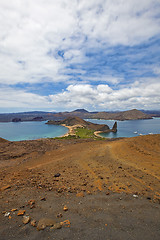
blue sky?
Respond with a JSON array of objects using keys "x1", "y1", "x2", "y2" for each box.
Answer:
[{"x1": 0, "y1": 0, "x2": 160, "y2": 113}]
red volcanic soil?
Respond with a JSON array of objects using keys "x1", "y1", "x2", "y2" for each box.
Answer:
[{"x1": 0, "y1": 135, "x2": 160, "y2": 240}]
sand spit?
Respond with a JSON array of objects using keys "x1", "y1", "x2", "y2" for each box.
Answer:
[
  {"x1": 61, "y1": 123, "x2": 84, "y2": 137},
  {"x1": 46, "y1": 116, "x2": 117, "y2": 137},
  {"x1": 94, "y1": 130, "x2": 104, "y2": 138},
  {"x1": 61, "y1": 125, "x2": 107, "y2": 138},
  {"x1": 0, "y1": 134, "x2": 160, "y2": 239}
]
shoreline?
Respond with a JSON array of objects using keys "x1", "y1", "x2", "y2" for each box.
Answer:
[
  {"x1": 93, "y1": 130, "x2": 104, "y2": 138},
  {"x1": 61, "y1": 125, "x2": 105, "y2": 138},
  {"x1": 61, "y1": 124, "x2": 84, "y2": 137}
]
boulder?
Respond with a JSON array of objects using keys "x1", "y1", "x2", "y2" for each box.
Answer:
[
  {"x1": 37, "y1": 218, "x2": 56, "y2": 231},
  {"x1": 23, "y1": 215, "x2": 31, "y2": 224}
]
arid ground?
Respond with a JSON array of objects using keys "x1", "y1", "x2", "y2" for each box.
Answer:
[{"x1": 0, "y1": 135, "x2": 160, "y2": 240}]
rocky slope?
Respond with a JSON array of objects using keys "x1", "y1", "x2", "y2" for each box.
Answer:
[
  {"x1": 98, "y1": 109, "x2": 152, "y2": 120},
  {"x1": 46, "y1": 116, "x2": 117, "y2": 133},
  {"x1": 0, "y1": 135, "x2": 160, "y2": 239}
]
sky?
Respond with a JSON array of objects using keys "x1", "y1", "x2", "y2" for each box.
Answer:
[{"x1": 0, "y1": 0, "x2": 160, "y2": 113}]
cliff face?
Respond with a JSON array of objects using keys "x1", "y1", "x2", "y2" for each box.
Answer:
[
  {"x1": 46, "y1": 117, "x2": 117, "y2": 133},
  {"x1": 112, "y1": 122, "x2": 117, "y2": 132}
]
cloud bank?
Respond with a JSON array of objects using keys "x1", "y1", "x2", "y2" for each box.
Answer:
[{"x1": 0, "y1": 0, "x2": 160, "y2": 112}]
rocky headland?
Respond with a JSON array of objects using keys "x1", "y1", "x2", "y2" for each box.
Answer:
[{"x1": 46, "y1": 116, "x2": 117, "y2": 137}]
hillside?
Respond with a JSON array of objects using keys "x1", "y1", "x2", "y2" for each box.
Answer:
[
  {"x1": 114, "y1": 109, "x2": 152, "y2": 120},
  {"x1": 0, "y1": 109, "x2": 152, "y2": 122},
  {"x1": 48, "y1": 109, "x2": 152, "y2": 121},
  {"x1": 0, "y1": 135, "x2": 160, "y2": 239},
  {"x1": 94, "y1": 109, "x2": 152, "y2": 120},
  {"x1": 46, "y1": 116, "x2": 117, "y2": 133}
]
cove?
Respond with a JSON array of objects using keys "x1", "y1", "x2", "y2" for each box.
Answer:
[
  {"x1": 0, "y1": 121, "x2": 68, "y2": 141},
  {"x1": 86, "y1": 118, "x2": 160, "y2": 138}
]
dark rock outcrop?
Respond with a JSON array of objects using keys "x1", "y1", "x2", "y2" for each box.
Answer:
[
  {"x1": 112, "y1": 122, "x2": 117, "y2": 132},
  {"x1": 32, "y1": 117, "x2": 43, "y2": 121},
  {"x1": 12, "y1": 118, "x2": 21, "y2": 122}
]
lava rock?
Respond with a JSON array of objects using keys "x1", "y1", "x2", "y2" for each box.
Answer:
[
  {"x1": 57, "y1": 213, "x2": 63, "y2": 218},
  {"x1": 50, "y1": 223, "x2": 62, "y2": 230},
  {"x1": 37, "y1": 218, "x2": 56, "y2": 231},
  {"x1": 54, "y1": 173, "x2": 61, "y2": 178},
  {"x1": 0, "y1": 185, "x2": 11, "y2": 191},
  {"x1": 63, "y1": 206, "x2": 68, "y2": 211},
  {"x1": 17, "y1": 210, "x2": 26, "y2": 216},
  {"x1": 31, "y1": 219, "x2": 36, "y2": 227},
  {"x1": 76, "y1": 192, "x2": 84, "y2": 197},
  {"x1": 40, "y1": 197, "x2": 46, "y2": 201},
  {"x1": 23, "y1": 215, "x2": 31, "y2": 224}
]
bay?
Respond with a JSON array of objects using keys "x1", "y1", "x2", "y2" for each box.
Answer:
[
  {"x1": 0, "y1": 118, "x2": 160, "y2": 141},
  {"x1": 86, "y1": 118, "x2": 160, "y2": 138},
  {"x1": 0, "y1": 121, "x2": 68, "y2": 141}
]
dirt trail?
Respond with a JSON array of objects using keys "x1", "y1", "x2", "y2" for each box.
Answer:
[
  {"x1": 0, "y1": 135, "x2": 160, "y2": 240},
  {"x1": 1, "y1": 135, "x2": 159, "y2": 200}
]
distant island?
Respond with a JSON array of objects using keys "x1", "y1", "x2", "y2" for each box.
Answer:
[
  {"x1": 0, "y1": 109, "x2": 154, "y2": 122},
  {"x1": 46, "y1": 116, "x2": 117, "y2": 137},
  {"x1": 57, "y1": 109, "x2": 152, "y2": 121}
]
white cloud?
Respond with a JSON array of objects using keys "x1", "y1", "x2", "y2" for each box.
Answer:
[
  {"x1": 97, "y1": 84, "x2": 112, "y2": 93},
  {"x1": 0, "y1": 0, "x2": 160, "y2": 85},
  {"x1": 0, "y1": 0, "x2": 160, "y2": 111},
  {"x1": 49, "y1": 81, "x2": 160, "y2": 110},
  {"x1": 0, "y1": 87, "x2": 51, "y2": 108},
  {"x1": 153, "y1": 65, "x2": 160, "y2": 75},
  {"x1": 82, "y1": 75, "x2": 122, "y2": 84},
  {"x1": 0, "y1": 80, "x2": 160, "y2": 111},
  {"x1": 77, "y1": 0, "x2": 160, "y2": 45}
]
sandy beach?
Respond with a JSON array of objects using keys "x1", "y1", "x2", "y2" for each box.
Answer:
[
  {"x1": 61, "y1": 124, "x2": 104, "y2": 138},
  {"x1": 61, "y1": 124, "x2": 85, "y2": 137}
]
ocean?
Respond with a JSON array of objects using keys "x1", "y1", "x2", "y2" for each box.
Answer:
[
  {"x1": 0, "y1": 121, "x2": 68, "y2": 141},
  {"x1": 86, "y1": 118, "x2": 160, "y2": 138},
  {"x1": 0, "y1": 118, "x2": 160, "y2": 141}
]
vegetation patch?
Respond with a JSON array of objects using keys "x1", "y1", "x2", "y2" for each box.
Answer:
[
  {"x1": 54, "y1": 135, "x2": 77, "y2": 140},
  {"x1": 53, "y1": 127, "x2": 104, "y2": 140},
  {"x1": 75, "y1": 127, "x2": 95, "y2": 138}
]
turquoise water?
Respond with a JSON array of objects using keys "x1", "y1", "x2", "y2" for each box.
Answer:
[
  {"x1": 0, "y1": 118, "x2": 160, "y2": 141},
  {"x1": 86, "y1": 118, "x2": 160, "y2": 138},
  {"x1": 0, "y1": 121, "x2": 68, "y2": 141}
]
